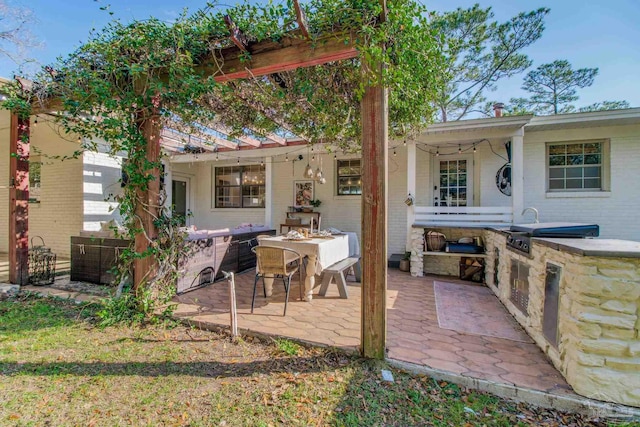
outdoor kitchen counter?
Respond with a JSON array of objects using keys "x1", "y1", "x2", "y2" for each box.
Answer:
[
  {"x1": 533, "y1": 237, "x2": 640, "y2": 258},
  {"x1": 482, "y1": 228, "x2": 640, "y2": 408}
]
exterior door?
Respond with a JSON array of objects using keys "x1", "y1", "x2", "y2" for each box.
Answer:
[
  {"x1": 433, "y1": 156, "x2": 473, "y2": 207},
  {"x1": 171, "y1": 177, "x2": 190, "y2": 227}
]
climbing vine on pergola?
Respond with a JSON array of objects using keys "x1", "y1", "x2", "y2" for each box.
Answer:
[{"x1": 5, "y1": 0, "x2": 444, "y2": 357}]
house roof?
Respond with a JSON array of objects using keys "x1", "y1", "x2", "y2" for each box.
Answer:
[
  {"x1": 422, "y1": 115, "x2": 533, "y2": 135},
  {"x1": 525, "y1": 108, "x2": 640, "y2": 131}
]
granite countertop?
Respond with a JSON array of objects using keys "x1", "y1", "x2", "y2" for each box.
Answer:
[{"x1": 533, "y1": 238, "x2": 640, "y2": 258}]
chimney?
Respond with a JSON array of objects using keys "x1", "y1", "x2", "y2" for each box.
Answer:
[{"x1": 493, "y1": 102, "x2": 505, "y2": 118}]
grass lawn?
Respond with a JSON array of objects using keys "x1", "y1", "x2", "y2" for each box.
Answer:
[{"x1": 0, "y1": 293, "x2": 635, "y2": 427}]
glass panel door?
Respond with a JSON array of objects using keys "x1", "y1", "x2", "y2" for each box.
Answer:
[
  {"x1": 434, "y1": 156, "x2": 473, "y2": 207},
  {"x1": 172, "y1": 178, "x2": 189, "y2": 227}
]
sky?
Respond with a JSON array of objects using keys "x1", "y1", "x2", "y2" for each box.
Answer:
[{"x1": 1, "y1": 0, "x2": 639, "y2": 111}]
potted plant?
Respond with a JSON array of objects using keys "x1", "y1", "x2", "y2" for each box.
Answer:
[
  {"x1": 303, "y1": 199, "x2": 321, "y2": 212},
  {"x1": 399, "y1": 251, "x2": 411, "y2": 272}
]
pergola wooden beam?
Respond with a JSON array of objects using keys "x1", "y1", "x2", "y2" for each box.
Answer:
[
  {"x1": 293, "y1": 0, "x2": 310, "y2": 39},
  {"x1": 8, "y1": 113, "x2": 30, "y2": 285},
  {"x1": 224, "y1": 15, "x2": 249, "y2": 52},
  {"x1": 263, "y1": 132, "x2": 287, "y2": 145},
  {"x1": 162, "y1": 128, "x2": 237, "y2": 150},
  {"x1": 200, "y1": 34, "x2": 357, "y2": 83},
  {"x1": 212, "y1": 123, "x2": 262, "y2": 147}
]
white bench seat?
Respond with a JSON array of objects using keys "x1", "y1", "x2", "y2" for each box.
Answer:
[{"x1": 318, "y1": 257, "x2": 361, "y2": 299}]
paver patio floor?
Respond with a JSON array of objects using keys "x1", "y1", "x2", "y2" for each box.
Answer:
[{"x1": 173, "y1": 268, "x2": 574, "y2": 396}]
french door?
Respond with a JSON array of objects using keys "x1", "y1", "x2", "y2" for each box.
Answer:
[{"x1": 433, "y1": 156, "x2": 473, "y2": 207}]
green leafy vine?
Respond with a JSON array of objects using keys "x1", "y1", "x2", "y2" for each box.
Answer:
[{"x1": 2, "y1": 0, "x2": 445, "y2": 316}]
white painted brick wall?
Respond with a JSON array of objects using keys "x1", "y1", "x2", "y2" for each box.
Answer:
[
  {"x1": 477, "y1": 141, "x2": 512, "y2": 207},
  {"x1": 171, "y1": 150, "x2": 409, "y2": 256},
  {"x1": 82, "y1": 150, "x2": 124, "y2": 231},
  {"x1": 415, "y1": 147, "x2": 431, "y2": 206},
  {"x1": 388, "y1": 146, "x2": 408, "y2": 254},
  {"x1": 523, "y1": 124, "x2": 640, "y2": 240},
  {"x1": 176, "y1": 162, "x2": 265, "y2": 230}
]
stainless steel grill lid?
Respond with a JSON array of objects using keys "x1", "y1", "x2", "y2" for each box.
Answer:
[{"x1": 509, "y1": 223, "x2": 599, "y2": 238}]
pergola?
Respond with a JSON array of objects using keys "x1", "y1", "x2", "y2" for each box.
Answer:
[{"x1": 8, "y1": 0, "x2": 389, "y2": 358}]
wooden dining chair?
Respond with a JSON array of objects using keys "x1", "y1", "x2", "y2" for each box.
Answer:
[{"x1": 251, "y1": 245, "x2": 302, "y2": 316}]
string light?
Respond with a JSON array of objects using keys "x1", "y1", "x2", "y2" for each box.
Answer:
[
  {"x1": 403, "y1": 139, "x2": 406, "y2": 147},
  {"x1": 237, "y1": 157, "x2": 240, "y2": 164},
  {"x1": 458, "y1": 144, "x2": 462, "y2": 154},
  {"x1": 260, "y1": 158, "x2": 264, "y2": 166},
  {"x1": 215, "y1": 152, "x2": 219, "y2": 161},
  {"x1": 33, "y1": 116, "x2": 38, "y2": 127},
  {"x1": 334, "y1": 153, "x2": 337, "y2": 159},
  {"x1": 393, "y1": 148, "x2": 397, "y2": 157},
  {"x1": 285, "y1": 153, "x2": 289, "y2": 162},
  {"x1": 435, "y1": 146, "x2": 439, "y2": 157},
  {"x1": 473, "y1": 144, "x2": 477, "y2": 153},
  {"x1": 304, "y1": 146, "x2": 314, "y2": 178}
]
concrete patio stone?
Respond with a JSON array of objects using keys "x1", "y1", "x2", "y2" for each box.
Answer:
[
  {"x1": 421, "y1": 358, "x2": 468, "y2": 374},
  {"x1": 455, "y1": 341, "x2": 498, "y2": 354},
  {"x1": 456, "y1": 350, "x2": 502, "y2": 365},
  {"x1": 423, "y1": 348, "x2": 466, "y2": 362}
]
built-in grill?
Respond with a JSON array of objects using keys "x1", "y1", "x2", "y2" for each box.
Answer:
[{"x1": 505, "y1": 222, "x2": 599, "y2": 255}]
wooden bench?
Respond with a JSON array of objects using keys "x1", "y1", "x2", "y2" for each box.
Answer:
[{"x1": 318, "y1": 257, "x2": 361, "y2": 299}]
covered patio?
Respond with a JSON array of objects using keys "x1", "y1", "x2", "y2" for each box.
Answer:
[{"x1": 172, "y1": 269, "x2": 574, "y2": 397}]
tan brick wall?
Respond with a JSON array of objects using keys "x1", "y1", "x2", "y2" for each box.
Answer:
[
  {"x1": 0, "y1": 111, "x2": 10, "y2": 253},
  {"x1": 484, "y1": 229, "x2": 640, "y2": 407},
  {"x1": 28, "y1": 121, "x2": 83, "y2": 258},
  {"x1": 0, "y1": 111, "x2": 82, "y2": 258}
]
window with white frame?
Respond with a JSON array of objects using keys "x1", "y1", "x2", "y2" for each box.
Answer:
[
  {"x1": 547, "y1": 141, "x2": 606, "y2": 191},
  {"x1": 214, "y1": 164, "x2": 265, "y2": 208},
  {"x1": 336, "y1": 159, "x2": 362, "y2": 195}
]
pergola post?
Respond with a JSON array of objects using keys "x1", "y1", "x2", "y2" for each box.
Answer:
[
  {"x1": 8, "y1": 113, "x2": 30, "y2": 285},
  {"x1": 133, "y1": 110, "x2": 162, "y2": 289},
  {"x1": 360, "y1": 65, "x2": 388, "y2": 359}
]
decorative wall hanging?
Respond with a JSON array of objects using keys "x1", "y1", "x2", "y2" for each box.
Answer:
[{"x1": 294, "y1": 180, "x2": 314, "y2": 207}]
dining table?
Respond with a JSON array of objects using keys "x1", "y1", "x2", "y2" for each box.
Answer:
[{"x1": 257, "y1": 234, "x2": 349, "y2": 301}]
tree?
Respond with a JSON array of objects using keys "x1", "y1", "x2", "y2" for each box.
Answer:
[
  {"x1": 578, "y1": 100, "x2": 630, "y2": 113},
  {"x1": 0, "y1": 0, "x2": 40, "y2": 71},
  {"x1": 431, "y1": 4, "x2": 549, "y2": 121},
  {"x1": 519, "y1": 60, "x2": 598, "y2": 114}
]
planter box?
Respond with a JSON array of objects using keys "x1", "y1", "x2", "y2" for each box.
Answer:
[{"x1": 70, "y1": 236, "x2": 131, "y2": 285}]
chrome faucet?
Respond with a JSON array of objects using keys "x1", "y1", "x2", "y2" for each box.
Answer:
[{"x1": 521, "y1": 207, "x2": 539, "y2": 223}]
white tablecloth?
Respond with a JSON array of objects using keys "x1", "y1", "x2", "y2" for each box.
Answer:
[{"x1": 258, "y1": 234, "x2": 349, "y2": 271}]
